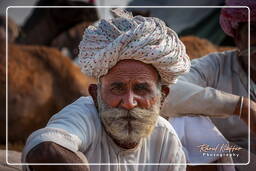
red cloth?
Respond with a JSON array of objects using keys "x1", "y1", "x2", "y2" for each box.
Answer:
[{"x1": 220, "y1": 0, "x2": 256, "y2": 37}]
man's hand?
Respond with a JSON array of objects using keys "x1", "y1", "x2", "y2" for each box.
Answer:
[
  {"x1": 234, "y1": 97, "x2": 256, "y2": 133},
  {"x1": 26, "y1": 142, "x2": 90, "y2": 171}
]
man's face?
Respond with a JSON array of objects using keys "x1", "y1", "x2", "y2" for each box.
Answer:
[
  {"x1": 234, "y1": 22, "x2": 256, "y2": 50},
  {"x1": 234, "y1": 22, "x2": 256, "y2": 71},
  {"x1": 97, "y1": 59, "x2": 162, "y2": 145}
]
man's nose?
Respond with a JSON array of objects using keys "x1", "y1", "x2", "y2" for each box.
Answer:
[{"x1": 120, "y1": 91, "x2": 138, "y2": 110}]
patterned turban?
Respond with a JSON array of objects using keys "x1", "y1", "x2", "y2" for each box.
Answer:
[
  {"x1": 78, "y1": 8, "x2": 190, "y2": 84},
  {"x1": 220, "y1": 0, "x2": 256, "y2": 37}
]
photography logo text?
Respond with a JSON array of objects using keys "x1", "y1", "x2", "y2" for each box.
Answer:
[{"x1": 197, "y1": 144, "x2": 242, "y2": 158}]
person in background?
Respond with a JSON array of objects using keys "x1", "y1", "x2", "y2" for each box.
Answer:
[{"x1": 161, "y1": 0, "x2": 256, "y2": 170}]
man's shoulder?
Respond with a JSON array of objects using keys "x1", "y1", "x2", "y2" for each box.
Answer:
[
  {"x1": 62, "y1": 96, "x2": 95, "y2": 112},
  {"x1": 73, "y1": 96, "x2": 95, "y2": 105},
  {"x1": 49, "y1": 96, "x2": 98, "y2": 122},
  {"x1": 192, "y1": 50, "x2": 237, "y2": 63},
  {"x1": 188, "y1": 50, "x2": 237, "y2": 73}
]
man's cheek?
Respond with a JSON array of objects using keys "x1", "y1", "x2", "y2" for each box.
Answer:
[{"x1": 102, "y1": 94, "x2": 122, "y2": 108}]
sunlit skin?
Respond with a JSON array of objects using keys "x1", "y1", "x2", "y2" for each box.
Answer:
[{"x1": 99, "y1": 59, "x2": 165, "y2": 110}]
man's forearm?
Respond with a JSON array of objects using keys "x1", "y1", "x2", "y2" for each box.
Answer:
[
  {"x1": 233, "y1": 97, "x2": 256, "y2": 133},
  {"x1": 26, "y1": 142, "x2": 89, "y2": 171},
  {"x1": 161, "y1": 80, "x2": 240, "y2": 118}
]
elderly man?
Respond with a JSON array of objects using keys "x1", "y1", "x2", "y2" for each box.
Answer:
[
  {"x1": 21, "y1": 9, "x2": 190, "y2": 171},
  {"x1": 161, "y1": 0, "x2": 256, "y2": 170}
]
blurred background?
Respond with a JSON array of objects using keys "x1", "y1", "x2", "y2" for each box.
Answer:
[{"x1": 0, "y1": 0, "x2": 236, "y2": 169}]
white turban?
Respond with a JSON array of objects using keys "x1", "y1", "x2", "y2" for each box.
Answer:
[{"x1": 78, "y1": 8, "x2": 190, "y2": 84}]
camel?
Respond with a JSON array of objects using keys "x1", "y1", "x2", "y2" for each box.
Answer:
[
  {"x1": 50, "y1": 21, "x2": 93, "y2": 59},
  {"x1": 17, "y1": 0, "x2": 98, "y2": 47},
  {"x1": 0, "y1": 42, "x2": 95, "y2": 145},
  {"x1": 180, "y1": 36, "x2": 235, "y2": 59}
]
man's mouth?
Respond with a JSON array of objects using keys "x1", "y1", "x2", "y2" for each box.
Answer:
[{"x1": 121, "y1": 115, "x2": 136, "y2": 122}]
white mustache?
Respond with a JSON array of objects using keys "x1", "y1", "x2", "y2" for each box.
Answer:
[
  {"x1": 96, "y1": 87, "x2": 161, "y2": 143},
  {"x1": 101, "y1": 106, "x2": 158, "y2": 126}
]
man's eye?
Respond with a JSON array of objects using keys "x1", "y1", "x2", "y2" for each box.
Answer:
[
  {"x1": 110, "y1": 82, "x2": 125, "y2": 94},
  {"x1": 112, "y1": 86, "x2": 123, "y2": 90},
  {"x1": 111, "y1": 86, "x2": 125, "y2": 93},
  {"x1": 134, "y1": 84, "x2": 150, "y2": 93}
]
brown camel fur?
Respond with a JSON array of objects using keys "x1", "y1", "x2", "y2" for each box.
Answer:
[
  {"x1": 17, "y1": 0, "x2": 98, "y2": 46},
  {"x1": 51, "y1": 21, "x2": 92, "y2": 59},
  {"x1": 181, "y1": 36, "x2": 235, "y2": 59},
  {"x1": 0, "y1": 43, "x2": 94, "y2": 145}
]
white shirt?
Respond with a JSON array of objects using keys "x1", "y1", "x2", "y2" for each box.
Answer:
[
  {"x1": 22, "y1": 96, "x2": 186, "y2": 171},
  {"x1": 169, "y1": 116, "x2": 230, "y2": 163}
]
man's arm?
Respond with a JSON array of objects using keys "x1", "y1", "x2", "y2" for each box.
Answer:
[
  {"x1": 161, "y1": 80, "x2": 240, "y2": 118},
  {"x1": 161, "y1": 51, "x2": 256, "y2": 132},
  {"x1": 22, "y1": 97, "x2": 98, "y2": 170},
  {"x1": 26, "y1": 142, "x2": 90, "y2": 171},
  {"x1": 161, "y1": 53, "x2": 240, "y2": 118},
  {"x1": 233, "y1": 97, "x2": 256, "y2": 133}
]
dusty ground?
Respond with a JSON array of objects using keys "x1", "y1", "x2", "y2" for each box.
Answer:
[{"x1": 0, "y1": 150, "x2": 22, "y2": 171}]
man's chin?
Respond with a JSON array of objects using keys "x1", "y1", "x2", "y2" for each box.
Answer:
[{"x1": 107, "y1": 127, "x2": 144, "y2": 144}]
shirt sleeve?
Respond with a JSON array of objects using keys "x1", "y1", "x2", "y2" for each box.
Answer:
[
  {"x1": 180, "y1": 52, "x2": 221, "y2": 87},
  {"x1": 161, "y1": 53, "x2": 240, "y2": 118},
  {"x1": 21, "y1": 97, "x2": 99, "y2": 164}
]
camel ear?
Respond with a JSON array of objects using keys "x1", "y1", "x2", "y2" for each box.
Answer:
[{"x1": 88, "y1": 84, "x2": 98, "y2": 108}]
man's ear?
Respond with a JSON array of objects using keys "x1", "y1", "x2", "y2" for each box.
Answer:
[
  {"x1": 160, "y1": 85, "x2": 169, "y2": 111},
  {"x1": 88, "y1": 84, "x2": 98, "y2": 108},
  {"x1": 161, "y1": 85, "x2": 170, "y2": 99}
]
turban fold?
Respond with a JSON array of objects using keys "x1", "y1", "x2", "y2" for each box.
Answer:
[
  {"x1": 220, "y1": 0, "x2": 256, "y2": 37},
  {"x1": 79, "y1": 8, "x2": 190, "y2": 84}
]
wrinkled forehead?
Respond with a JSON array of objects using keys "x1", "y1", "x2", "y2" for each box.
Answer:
[{"x1": 100, "y1": 59, "x2": 160, "y2": 85}]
